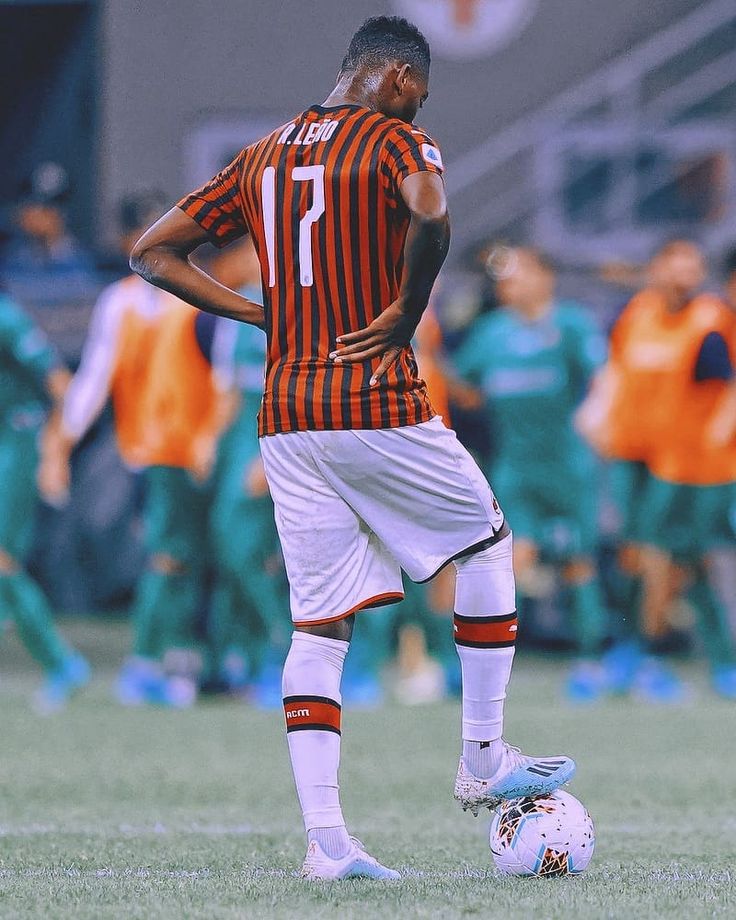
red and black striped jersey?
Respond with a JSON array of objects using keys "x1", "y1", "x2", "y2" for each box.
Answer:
[{"x1": 178, "y1": 103, "x2": 444, "y2": 436}]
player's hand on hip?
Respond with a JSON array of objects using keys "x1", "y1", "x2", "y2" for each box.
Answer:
[{"x1": 329, "y1": 299, "x2": 417, "y2": 387}]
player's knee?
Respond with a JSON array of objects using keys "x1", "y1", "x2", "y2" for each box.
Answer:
[
  {"x1": 0, "y1": 548, "x2": 20, "y2": 575},
  {"x1": 295, "y1": 614, "x2": 355, "y2": 643},
  {"x1": 562, "y1": 558, "x2": 596, "y2": 584},
  {"x1": 150, "y1": 553, "x2": 186, "y2": 575},
  {"x1": 454, "y1": 535, "x2": 515, "y2": 616}
]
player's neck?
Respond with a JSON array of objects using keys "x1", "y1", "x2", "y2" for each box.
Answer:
[
  {"x1": 658, "y1": 287, "x2": 692, "y2": 313},
  {"x1": 322, "y1": 72, "x2": 381, "y2": 112}
]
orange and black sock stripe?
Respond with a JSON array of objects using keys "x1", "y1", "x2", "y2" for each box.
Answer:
[
  {"x1": 283, "y1": 695, "x2": 341, "y2": 735},
  {"x1": 453, "y1": 612, "x2": 518, "y2": 649}
]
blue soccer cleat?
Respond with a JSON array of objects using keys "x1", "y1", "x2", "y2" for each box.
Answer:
[
  {"x1": 632, "y1": 657, "x2": 686, "y2": 704},
  {"x1": 601, "y1": 640, "x2": 644, "y2": 695},
  {"x1": 34, "y1": 653, "x2": 91, "y2": 714},
  {"x1": 300, "y1": 837, "x2": 400, "y2": 881},
  {"x1": 565, "y1": 661, "x2": 609, "y2": 703},
  {"x1": 115, "y1": 659, "x2": 195, "y2": 708},
  {"x1": 454, "y1": 741, "x2": 576, "y2": 815}
]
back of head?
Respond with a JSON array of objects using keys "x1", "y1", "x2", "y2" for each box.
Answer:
[{"x1": 340, "y1": 15, "x2": 430, "y2": 81}]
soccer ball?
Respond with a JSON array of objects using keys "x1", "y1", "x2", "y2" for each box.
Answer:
[{"x1": 489, "y1": 790, "x2": 595, "y2": 877}]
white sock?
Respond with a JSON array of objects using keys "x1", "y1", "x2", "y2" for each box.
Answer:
[
  {"x1": 454, "y1": 535, "x2": 517, "y2": 777},
  {"x1": 282, "y1": 631, "x2": 350, "y2": 856},
  {"x1": 308, "y1": 825, "x2": 351, "y2": 860}
]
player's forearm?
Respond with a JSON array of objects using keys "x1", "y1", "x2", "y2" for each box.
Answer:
[
  {"x1": 130, "y1": 247, "x2": 265, "y2": 329},
  {"x1": 398, "y1": 212, "x2": 451, "y2": 321},
  {"x1": 40, "y1": 369, "x2": 71, "y2": 450}
]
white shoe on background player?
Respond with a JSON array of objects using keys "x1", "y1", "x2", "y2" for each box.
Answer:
[
  {"x1": 300, "y1": 837, "x2": 401, "y2": 881},
  {"x1": 454, "y1": 741, "x2": 576, "y2": 815}
]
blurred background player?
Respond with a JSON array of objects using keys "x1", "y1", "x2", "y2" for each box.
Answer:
[
  {"x1": 49, "y1": 192, "x2": 227, "y2": 707},
  {"x1": 206, "y1": 238, "x2": 291, "y2": 702},
  {"x1": 453, "y1": 247, "x2": 610, "y2": 701},
  {"x1": 0, "y1": 288, "x2": 89, "y2": 711},
  {"x1": 579, "y1": 240, "x2": 736, "y2": 700}
]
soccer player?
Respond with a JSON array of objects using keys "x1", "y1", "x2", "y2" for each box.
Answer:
[
  {"x1": 0, "y1": 290, "x2": 89, "y2": 710},
  {"x1": 129, "y1": 16, "x2": 575, "y2": 880},
  {"x1": 453, "y1": 248, "x2": 609, "y2": 700},
  {"x1": 52, "y1": 193, "x2": 226, "y2": 706},
  {"x1": 579, "y1": 241, "x2": 736, "y2": 699}
]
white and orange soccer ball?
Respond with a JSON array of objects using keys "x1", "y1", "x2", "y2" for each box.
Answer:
[{"x1": 489, "y1": 790, "x2": 595, "y2": 877}]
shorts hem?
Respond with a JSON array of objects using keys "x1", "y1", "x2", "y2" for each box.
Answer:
[
  {"x1": 292, "y1": 591, "x2": 405, "y2": 627},
  {"x1": 414, "y1": 521, "x2": 512, "y2": 584}
]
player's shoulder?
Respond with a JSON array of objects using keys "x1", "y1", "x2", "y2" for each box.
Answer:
[
  {"x1": 383, "y1": 119, "x2": 442, "y2": 159},
  {"x1": 690, "y1": 291, "x2": 731, "y2": 324},
  {"x1": 383, "y1": 119, "x2": 437, "y2": 142}
]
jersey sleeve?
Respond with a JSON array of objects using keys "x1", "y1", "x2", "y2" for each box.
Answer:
[
  {"x1": 383, "y1": 125, "x2": 444, "y2": 193},
  {"x1": 0, "y1": 297, "x2": 60, "y2": 383},
  {"x1": 177, "y1": 150, "x2": 248, "y2": 248},
  {"x1": 62, "y1": 286, "x2": 123, "y2": 440}
]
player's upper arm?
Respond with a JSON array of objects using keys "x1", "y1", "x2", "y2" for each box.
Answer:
[
  {"x1": 400, "y1": 171, "x2": 447, "y2": 223},
  {"x1": 62, "y1": 287, "x2": 124, "y2": 439},
  {"x1": 131, "y1": 150, "x2": 250, "y2": 269},
  {"x1": 176, "y1": 150, "x2": 249, "y2": 249},
  {"x1": 384, "y1": 125, "x2": 446, "y2": 221}
]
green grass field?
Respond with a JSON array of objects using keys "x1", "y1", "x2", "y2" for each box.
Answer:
[{"x1": 0, "y1": 620, "x2": 734, "y2": 919}]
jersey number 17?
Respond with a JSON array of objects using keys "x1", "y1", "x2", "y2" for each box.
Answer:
[{"x1": 261, "y1": 165, "x2": 325, "y2": 289}]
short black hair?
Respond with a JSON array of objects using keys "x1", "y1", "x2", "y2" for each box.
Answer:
[{"x1": 341, "y1": 16, "x2": 430, "y2": 79}]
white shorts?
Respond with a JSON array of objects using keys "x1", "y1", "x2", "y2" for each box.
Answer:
[{"x1": 259, "y1": 416, "x2": 506, "y2": 625}]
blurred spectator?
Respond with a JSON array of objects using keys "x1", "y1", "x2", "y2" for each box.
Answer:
[
  {"x1": 0, "y1": 286, "x2": 89, "y2": 710},
  {"x1": 452, "y1": 246, "x2": 609, "y2": 701},
  {"x1": 0, "y1": 163, "x2": 95, "y2": 282},
  {"x1": 578, "y1": 240, "x2": 736, "y2": 700}
]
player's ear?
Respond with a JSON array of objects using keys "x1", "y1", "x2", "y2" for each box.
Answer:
[{"x1": 395, "y1": 63, "x2": 411, "y2": 95}]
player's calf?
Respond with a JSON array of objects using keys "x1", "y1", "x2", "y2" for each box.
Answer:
[{"x1": 452, "y1": 536, "x2": 575, "y2": 813}]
